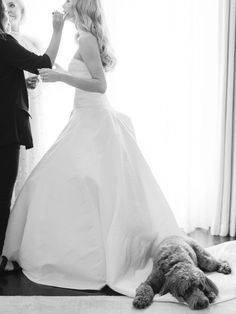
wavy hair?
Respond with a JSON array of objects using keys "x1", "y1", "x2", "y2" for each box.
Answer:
[{"x1": 72, "y1": 0, "x2": 117, "y2": 72}]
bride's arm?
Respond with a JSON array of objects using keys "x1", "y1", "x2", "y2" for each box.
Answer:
[
  {"x1": 39, "y1": 33, "x2": 107, "y2": 94},
  {"x1": 45, "y1": 11, "x2": 65, "y2": 65},
  {"x1": 0, "y1": 12, "x2": 65, "y2": 74}
]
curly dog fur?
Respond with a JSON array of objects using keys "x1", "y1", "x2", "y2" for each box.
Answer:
[{"x1": 133, "y1": 235, "x2": 231, "y2": 310}]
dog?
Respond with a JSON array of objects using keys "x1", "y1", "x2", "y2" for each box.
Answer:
[{"x1": 133, "y1": 235, "x2": 231, "y2": 310}]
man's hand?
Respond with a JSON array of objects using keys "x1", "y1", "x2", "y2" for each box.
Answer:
[{"x1": 26, "y1": 76, "x2": 40, "y2": 89}]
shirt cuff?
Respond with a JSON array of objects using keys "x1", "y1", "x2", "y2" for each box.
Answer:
[{"x1": 43, "y1": 53, "x2": 52, "y2": 69}]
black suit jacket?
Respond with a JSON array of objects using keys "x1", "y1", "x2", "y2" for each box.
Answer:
[{"x1": 0, "y1": 34, "x2": 52, "y2": 149}]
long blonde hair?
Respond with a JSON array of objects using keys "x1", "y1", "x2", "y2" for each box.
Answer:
[{"x1": 72, "y1": 0, "x2": 117, "y2": 72}]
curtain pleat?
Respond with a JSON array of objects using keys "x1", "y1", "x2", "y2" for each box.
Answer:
[{"x1": 211, "y1": 0, "x2": 236, "y2": 236}]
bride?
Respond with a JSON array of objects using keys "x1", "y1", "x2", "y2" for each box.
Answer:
[{"x1": 1, "y1": 0, "x2": 183, "y2": 295}]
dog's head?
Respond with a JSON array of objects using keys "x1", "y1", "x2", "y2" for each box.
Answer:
[{"x1": 159, "y1": 263, "x2": 218, "y2": 310}]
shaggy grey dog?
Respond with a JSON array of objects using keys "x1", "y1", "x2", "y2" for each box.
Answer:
[{"x1": 133, "y1": 235, "x2": 231, "y2": 310}]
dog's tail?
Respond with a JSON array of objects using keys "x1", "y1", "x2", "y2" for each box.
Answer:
[{"x1": 133, "y1": 283, "x2": 155, "y2": 309}]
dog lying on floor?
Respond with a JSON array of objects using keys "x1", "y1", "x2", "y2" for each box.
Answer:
[{"x1": 133, "y1": 235, "x2": 231, "y2": 310}]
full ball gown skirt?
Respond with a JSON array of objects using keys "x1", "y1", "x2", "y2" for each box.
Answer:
[{"x1": 2, "y1": 59, "x2": 183, "y2": 295}]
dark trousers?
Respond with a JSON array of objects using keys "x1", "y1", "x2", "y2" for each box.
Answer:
[{"x1": 0, "y1": 145, "x2": 20, "y2": 254}]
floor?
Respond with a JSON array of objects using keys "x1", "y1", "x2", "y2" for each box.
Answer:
[
  {"x1": 0, "y1": 228, "x2": 235, "y2": 296},
  {"x1": 188, "y1": 227, "x2": 236, "y2": 248}
]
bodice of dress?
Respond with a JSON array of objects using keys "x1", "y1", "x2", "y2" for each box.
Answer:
[{"x1": 68, "y1": 58, "x2": 110, "y2": 110}]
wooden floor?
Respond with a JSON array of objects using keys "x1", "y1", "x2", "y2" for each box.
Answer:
[
  {"x1": 0, "y1": 228, "x2": 235, "y2": 296},
  {"x1": 188, "y1": 228, "x2": 236, "y2": 248}
]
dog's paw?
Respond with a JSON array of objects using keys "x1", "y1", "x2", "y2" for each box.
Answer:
[
  {"x1": 133, "y1": 284, "x2": 154, "y2": 309},
  {"x1": 218, "y1": 261, "x2": 232, "y2": 274},
  {"x1": 133, "y1": 295, "x2": 152, "y2": 309}
]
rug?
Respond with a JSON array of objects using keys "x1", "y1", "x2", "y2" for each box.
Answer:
[{"x1": 0, "y1": 295, "x2": 236, "y2": 314}]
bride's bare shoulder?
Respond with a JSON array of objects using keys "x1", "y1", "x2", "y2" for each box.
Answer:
[{"x1": 77, "y1": 32, "x2": 100, "y2": 60}]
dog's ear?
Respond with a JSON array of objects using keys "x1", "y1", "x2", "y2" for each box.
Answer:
[
  {"x1": 178, "y1": 276, "x2": 192, "y2": 296},
  {"x1": 205, "y1": 276, "x2": 219, "y2": 296},
  {"x1": 159, "y1": 265, "x2": 181, "y2": 296},
  {"x1": 159, "y1": 279, "x2": 169, "y2": 296}
]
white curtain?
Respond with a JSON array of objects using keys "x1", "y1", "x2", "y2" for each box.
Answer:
[
  {"x1": 21, "y1": 0, "x2": 221, "y2": 233},
  {"x1": 211, "y1": 0, "x2": 236, "y2": 237}
]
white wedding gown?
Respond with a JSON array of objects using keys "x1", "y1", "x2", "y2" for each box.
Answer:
[{"x1": 3, "y1": 58, "x2": 183, "y2": 294}]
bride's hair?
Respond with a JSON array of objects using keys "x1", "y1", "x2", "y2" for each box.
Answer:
[{"x1": 72, "y1": 0, "x2": 117, "y2": 72}]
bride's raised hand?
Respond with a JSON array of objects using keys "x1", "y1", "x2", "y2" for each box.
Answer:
[{"x1": 52, "y1": 11, "x2": 65, "y2": 33}]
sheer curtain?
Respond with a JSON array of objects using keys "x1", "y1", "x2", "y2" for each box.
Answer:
[
  {"x1": 211, "y1": 0, "x2": 236, "y2": 237},
  {"x1": 21, "y1": 0, "x2": 221, "y2": 233},
  {"x1": 105, "y1": 0, "x2": 221, "y2": 233}
]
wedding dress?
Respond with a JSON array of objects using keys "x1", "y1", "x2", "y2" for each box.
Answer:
[{"x1": 3, "y1": 58, "x2": 185, "y2": 294}]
